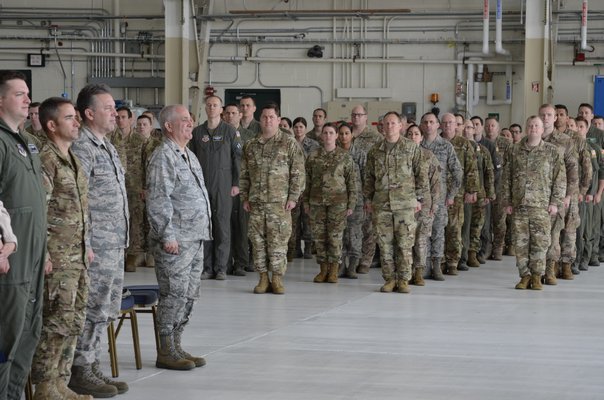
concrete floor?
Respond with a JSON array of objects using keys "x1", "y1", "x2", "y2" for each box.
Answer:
[{"x1": 102, "y1": 256, "x2": 604, "y2": 400}]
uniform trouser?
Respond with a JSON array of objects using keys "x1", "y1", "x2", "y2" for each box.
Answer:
[
  {"x1": 479, "y1": 202, "x2": 492, "y2": 257},
  {"x1": 576, "y1": 200, "x2": 589, "y2": 267},
  {"x1": 153, "y1": 240, "x2": 203, "y2": 336},
  {"x1": 585, "y1": 201, "x2": 597, "y2": 264},
  {"x1": 310, "y1": 204, "x2": 348, "y2": 264},
  {"x1": 0, "y1": 215, "x2": 45, "y2": 400},
  {"x1": 248, "y1": 203, "x2": 292, "y2": 275},
  {"x1": 596, "y1": 199, "x2": 604, "y2": 261},
  {"x1": 492, "y1": 196, "x2": 507, "y2": 251},
  {"x1": 374, "y1": 208, "x2": 416, "y2": 281},
  {"x1": 73, "y1": 248, "x2": 124, "y2": 368},
  {"x1": 360, "y1": 210, "x2": 377, "y2": 268},
  {"x1": 560, "y1": 198, "x2": 580, "y2": 263},
  {"x1": 546, "y1": 207, "x2": 566, "y2": 262},
  {"x1": 513, "y1": 206, "x2": 551, "y2": 277},
  {"x1": 461, "y1": 202, "x2": 473, "y2": 264},
  {"x1": 428, "y1": 203, "x2": 448, "y2": 258},
  {"x1": 471, "y1": 202, "x2": 486, "y2": 253},
  {"x1": 204, "y1": 191, "x2": 232, "y2": 274},
  {"x1": 230, "y1": 194, "x2": 250, "y2": 270},
  {"x1": 444, "y1": 198, "x2": 464, "y2": 267},
  {"x1": 287, "y1": 199, "x2": 312, "y2": 255},
  {"x1": 414, "y1": 209, "x2": 434, "y2": 272},
  {"x1": 342, "y1": 204, "x2": 364, "y2": 260},
  {"x1": 31, "y1": 268, "x2": 89, "y2": 383},
  {"x1": 504, "y1": 214, "x2": 514, "y2": 249},
  {"x1": 127, "y1": 193, "x2": 148, "y2": 255}
]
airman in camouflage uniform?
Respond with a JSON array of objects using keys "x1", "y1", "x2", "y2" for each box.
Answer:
[
  {"x1": 364, "y1": 112, "x2": 428, "y2": 293},
  {"x1": 239, "y1": 96, "x2": 261, "y2": 135},
  {"x1": 441, "y1": 113, "x2": 479, "y2": 275},
  {"x1": 289, "y1": 117, "x2": 320, "y2": 261},
  {"x1": 420, "y1": 112, "x2": 463, "y2": 280},
  {"x1": 69, "y1": 84, "x2": 130, "y2": 398},
  {"x1": 350, "y1": 105, "x2": 383, "y2": 274},
  {"x1": 405, "y1": 124, "x2": 441, "y2": 286},
  {"x1": 306, "y1": 108, "x2": 327, "y2": 142},
  {"x1": 26, "y1": 102, "x2": 47, "y2": 147},
  {"x1": 30, "y1": 98, "x2": 93, "y2": 400},
  {"x1": 239, "y1": 103, "x2": 305, "y2": 295},
  {"x1": 304, "y1": 123, "x2": 356, "y2": 284},
  {"x1": 502, "y1": 116, "x2": 566, "y2": 290},
  {"x1": 460, "y1": 120, "x2": 495, "y2": 268},
  {"x1": 147, "y1": 104, "x2": 212, "y2": 371},
  {"x1": 539, "y1": 104, "x2": 579, "y2": 283},
  {"x1": 338, "y1": 122, "x2": 366, "y2": 279},
  {"x1": 106, "y1": 106, "x2": 133, "y2": 171}
]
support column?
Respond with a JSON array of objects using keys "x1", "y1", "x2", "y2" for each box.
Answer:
[
  {"x1": 523, "y1": 0, "x2": 551, "y2": 118},
  {"x1": 164, "y1": 0, "x2": 199, "y2": 106}
]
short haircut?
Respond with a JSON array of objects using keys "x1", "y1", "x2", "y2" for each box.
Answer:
[
  {"x1": 509, "y1": 123, "x2": 522, "y2": 132},
  {"x1": 555, "y1": 104, "x2": 569, "y2": 114},
  {"x1": 575, "y1": 116, "x2": 588, "y2": 125},
  {"x1": 240, "y1": 95, "x2": 256, "y2": 106},
  {"x1": 39, "y1": 97, "x2": 74, "y2": 133},
  {"x1": 137, "y1": 114, "x2": 153, "y2": 124},
  {"x1": 383, "y1": 111, "x2": 402, "y2": 122},
  {"x1": 454, "y1": 113, "x2": 465, "y2": 122},
  {"x1": 224, "y1": 103, "x2": 240, "y2": 110},
  {"x1": 117, "y1": 106, "x2": 132, "y2": 118},
  {"x1": 292, "y1": 117, "x2": 307, "y2": 127},
  {"x1": 280, "y1": 117, "x2": 292, "y2": 128},
  {"x1": 321, "y1": 122, "x2": 338, "y2": 133},
  {"x1": 538, "y1": 103, "x2": 555, "y2": 113},
  {"x1": 76, "y1": 83, "x2": 112, "y2": 122},
  {"x1": 579, "y1": 103, "x2": 593, "y2": 112},
  {"x1": 205, "y1": 95, "x2": 223, "y2": 105},
  {"x1": 260, "y1": 102, "x2": 280, "y2": 117},
  {"x1": 29, "y1": 102, "x2": 41, "y2": 109},
  {"x1": 0, "y1": 71, "x2": 27, "y2": 96},
  {"x1": 485, "y1": 116, "x2": 499, "y2": 124},
  {"x1": 420, "y1": 112, "x2": 438, "y2": 122},
  {"x1": 159, "y1": 104, "x2": 186, "y2": 133},
  {"x1": 594, "y1": 115, "x2": 604, "y2": 121},
  {"x1": 470, "y1": 115, "x2": 484, "y2": 125},
  {"x1": 526, "y1": 115, "x2": 542, "y2": 125},
  {"x1": 313, "y1": 108, "x2": 327, "y2": 117},
  {"x1": 352, "y1": 105, "x2": 368, "y2": 114}
]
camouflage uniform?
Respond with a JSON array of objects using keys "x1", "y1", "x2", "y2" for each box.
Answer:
[
  {"x1": 577, "y1": 140, "x2": 600, "y2": 269},
  {"x1": 353, "y1": 127, "x2": 383, "y2": 270},
  {"x1": 242, "y1": 119, "x2": 261, "y2": 136},
  {"x1": 304, "y1": 147, "x2": 356, "y2": 264},
  {"x1": 189, "y1": 121, "x2": 241, "y2": 276},
  {"x1": 420, "y1": 136, "x2": 463, "y2": 260},
  {"x1": 230, "y1": 125, "x2": 256, "y2": 272},
  {"x1": 25, "y1": 126, "x2": 46, "y2": 148},
  {"x1": 588, "y1": 125, "x2": 604, "y2": 261},
  {"x1": 124, "y1": 131, "x2": 151, "y2": 259},
  {"x1": 146, "y1": 137, "x2": 212, "y2": 335},
  {"x1": 444, "y1": 135, "x2": 479, "y2": 270},
  {"x1": 477, "y1": 137, "x2": 500, "y2": 258},
  {"x1": 288, "y1": 136, "x2": 320, "y2": 258},
  {"x1": 543, "y1": 130, "x2": 579, "y2": 264},
  {"x1": 502, "y1": 137, "x2": 566, "y2": 277},
  {"x1": 466, "y1": 143, "x2": 495, "y2": 257},
  {"x1": 560, "y1": 132, "x2": 591, "y2": 264},
  {"x1": 491, "y1": 135, "x2": 513, "y2": 255},
  {"x1": 341, "y1": 144, "x2": 366, "y2": 268},
  {"x1": 71, "y1": 126, "x2": 129, "y2": 368},
  {"x1": 31, "y1": 141, "x2": 90, "y2": 385},
  {"x1": 106, "y1": 128, "x2": 129, "y2": 171},
  {"x1": 239, "y1": 130, "x2": 305, "y2": 276},
  {"x1": 364, "y1": 138, "x2": 428, "y2": 282},
  {"x1": 414, "y1": 147, "x2": 441, "y2": 273}
]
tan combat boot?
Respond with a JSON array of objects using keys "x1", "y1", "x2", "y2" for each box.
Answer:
[
  {"x1": 68, "y1": 365, "x2": 118, "y2": 398},
  {"x1": 530, "y1": 274, "x2": 543, "y2": 290},
  {"x1": 395, "y1": 279, "x2": 410, "y2": 293},
  {"x1": 313, "y1": 263, "x2": 328, "y2": 283},
  {"x1": 125, "y1": 254, "x2": 137, "y2": 272},
  {"x1": 91, "y1": 361, "x2": 128, "y2": 394},
  {"x1": 347, "y1": 257, "x2": 359, "y2": 279},
  {"x1": 156, "y1": 335, "x2": 195, "y2": 370},
  {"x1": 544, "y1": 260, "x2": 558, "y2": 285},
  {"x1": 515, "y1": 275, "x2": 531, "y2": 289},
  {"x1": 56, "y1": 378, "x2": 93, "y2": 400},
  {"x1": 560, "y1": 262, "x2": 575, "y2": 280},
  {"x1": 271, "y1": 273, "x2": 285, "y2": 294},
  {"x1": 380, "y1": 278, "x2": 396, "y2": 292},
  {"x1": 145, "y1": 252, "x2": 155, "y2": 268},
  {"x1": 356, "y1": 264, "x2": 370, "y2": 274},
  {"x1": 254, "y1": 272, "x2": 270, "y2": 294},
  {"x1": 412, "y1": 267, "x2": 425, "y2": 286},
  {"x1": 431, "y1": 258, "x2": 445, "y2": 281},
  {"x1": 327, "y1": 263, "x2": 338, "y2": 283},
  {"x1": 446, "y1": 263, "x2": 458, "y2": 276},
  {"x1": 33, "y1": 380, "x2": 63, "y2": 400},
  {"x1": 174, "y1": 328, "x2": 206, "y2": 367},
  {"x1": 467, "y1": 251, "x2": 480, "y2": 268},
  {"x1": 491, "y1": 247, "x2": 503, "y2": 261}
]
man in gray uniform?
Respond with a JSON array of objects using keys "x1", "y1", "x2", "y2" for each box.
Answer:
[
  {"x1": 420, "y1": 112, "x2": 463, "y2": 280},
  {"x1": 147, "y1": 104, "x2": 212, "y2": 370},
  {"x1": 190, "y1": 96, "x2": 241, "y2": 280},
  {"x1": 69, "y1": 84, "x2": 130, "y2": 397}
]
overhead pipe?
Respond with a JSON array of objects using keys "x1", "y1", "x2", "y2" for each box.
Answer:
[
  {"x1": 495, "y1": 0, "x2": 510, "y2": 55},
  {"x1": 486, "y1": 64, "x2": 512, "y2": 105},
  {"x1": 580, "y1": 0, "x2": 595, "y2": 51},
  {"x1": 482, "y1": 0, "x2": 489, "y2": 54}
]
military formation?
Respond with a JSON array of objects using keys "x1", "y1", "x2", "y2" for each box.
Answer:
[{"x1": 2, "y1": 65, "x2": 604, "y2": 400}]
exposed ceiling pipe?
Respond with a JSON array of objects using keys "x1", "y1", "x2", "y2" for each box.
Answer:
[
  {"x1": 482, "y1": 0, "x2": 489, "y2": 55},
  {"x1": 495, "y1": 0, "x2": 510, "y2": 55},
  {"x1": 580, "y1": 0, "x2": 595, "y2": 51}
]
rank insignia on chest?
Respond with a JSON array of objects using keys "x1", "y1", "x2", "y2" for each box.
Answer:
[
  {"x1": 212, "y1": 136, "x2": 223, "y2": 141},
  {"x1": 16, "y1": 143, "x2": 28, "y2": 157},
  {"x1": 202, "y1": 135, "x2": 210, "y2": 142},
  {"x1": 28, "y1": 143, "x2": 39, "y2": 154}
]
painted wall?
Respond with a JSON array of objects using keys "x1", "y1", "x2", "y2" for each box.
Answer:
[{"x1": 0, "y1": 0, "x2": 602, "y2": 126}]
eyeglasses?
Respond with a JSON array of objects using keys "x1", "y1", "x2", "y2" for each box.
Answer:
[{"x1": 351, "y1": 113, "x2": 366, "y2": 118}]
